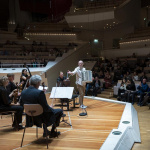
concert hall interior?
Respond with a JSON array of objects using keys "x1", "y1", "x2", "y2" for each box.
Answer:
[{"x1": 0, "y1": 0, "x2": 150, "y2": 150}]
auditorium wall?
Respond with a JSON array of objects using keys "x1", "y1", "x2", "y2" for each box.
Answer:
[
  {"x1": 46, "y1": 43, "x2": 90, "y2": 91},
  {"x1": 101, "y1": 46, "x2": 150, "y2": 59}
]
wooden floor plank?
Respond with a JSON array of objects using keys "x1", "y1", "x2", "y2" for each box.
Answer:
[{"x1": 0, "y1": 97, "x2": 125, "y2": 150}]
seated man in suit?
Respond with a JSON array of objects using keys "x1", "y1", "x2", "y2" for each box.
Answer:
[
  {"x1": 57, "y1": 71, "x2": 66, "y2": 87},
  {"x1": 20, "y1": 75, "x2": 63, "y2": 138},
  {"x1": 132, "y1": 78, "x2": 149, "y2": 106}
]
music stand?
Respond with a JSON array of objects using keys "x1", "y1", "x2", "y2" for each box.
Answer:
[{"x1": 50, "y1": 87, "x2": 74, "y2": 126}]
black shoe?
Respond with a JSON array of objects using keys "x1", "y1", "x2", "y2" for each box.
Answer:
[
  {"x1": 43, "y1": 130, "x2": 51, "y2": 137},
  {"x1": 12, "y1": 125, "x2": 24, "y2": 130},
  {"x1": 18, "y1": 125, "x2": 24, "y2": 130},
  {"x1": 117, "y1": 97, "x2": 120, "y2": 100},
  {"x1": 49, "y1": 131, "x2": 60, "y2": 138}
]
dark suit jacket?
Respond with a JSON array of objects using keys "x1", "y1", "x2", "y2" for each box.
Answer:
[
  {"x1": 20, "y1": 86, "x2": 55, "y2": 127},
  {"x1": 93, "y1": 80, "x2": 101, "y2": 88},
  {"x1": 0, "y1": 86, "x2": 12, "y2": 109}
]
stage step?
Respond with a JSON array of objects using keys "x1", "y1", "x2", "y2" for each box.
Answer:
[{"x1": 97, "y1": 93, "x2": 113, "y2": 99}]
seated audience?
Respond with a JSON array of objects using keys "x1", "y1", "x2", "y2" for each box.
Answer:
[
  {"x1": 20, "y1": 75, "x2": 63, "y2": 137},
  {"x1": 92, "y1": 71, "x2": 99, "y2": 78},
  {"x1": 132, "y1": 78, "x2": 149, "y2": 106},
  {"x1": 126, "y1": 71, "x2": 132, "y2": 80},
  {"x1": 117, "y1": 79, "x2": 127, "y2": 100},
  {"x1": 99, "y1": 70, "x2": 104, "y2": 79},
  {"x1": 140, "y1": 72, "x2": 147, "y2": 82},
  {"x1": 136, "y1": 66, "x2": 142, "y2": 74},
  {"x1": 104, "y1": 71, "x2": 112, "y2": 88},
  {"x1": 123, "y1": 79, "x2": 136, "y2": 102},
  {"x1": 85, "y1": 77, "x2": 94, "y2": 96},
  {"x1": 132, "y1": 71, "x2": 139, "y2": 81},
  {"x1": 92, "y1": 77, "x2": 101, "y2": 96},
  {"x1": 113, "y1": 65, "x2": 122, "y2": 82}
]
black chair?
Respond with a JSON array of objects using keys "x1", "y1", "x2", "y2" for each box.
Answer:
[
  {"x1": 21, "y1": 104, "x2": 49, "y2": 149},
  {"x1": 0, "y1": 110, "x2": 18, "y2": 130}
]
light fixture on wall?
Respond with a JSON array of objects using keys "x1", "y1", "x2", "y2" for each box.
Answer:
[{"x1": 94, "y1": 39, "x2": 99, "y2": 43}]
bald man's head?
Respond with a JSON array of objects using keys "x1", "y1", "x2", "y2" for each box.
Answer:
[{"x1": 78, "y1": 60, "x2": 84, "y2": 68}]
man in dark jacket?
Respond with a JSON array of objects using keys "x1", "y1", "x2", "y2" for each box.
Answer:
[
  {"x1": 121, "y1": 79, "x2": 136, "y2": 102},
  {"x1": 132, "y1": 78, "x2": 149, "y2": 106},
  {"x1": 92, "y1": 76, "x2": 101, "y2": 96},
  {"x1": 6, "y1": 73, "x2": 17, "y2": 95},
  {"x1": 20, "y1": 75, "x2": 63, "y2": 137},
  {"x1": 57, "y1": 71, "x2": 66, "y2": 87}
]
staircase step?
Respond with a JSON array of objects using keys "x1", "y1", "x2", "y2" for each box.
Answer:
[
  {"x1": 97, "y1": 94, "x2": 113, "y2": 99},
  {"x1": 101, "y1": 91, "x2": 113, "y2": 94},
  {"x1": 105, "y1": 88, "x2": 114, "y2": 92}
]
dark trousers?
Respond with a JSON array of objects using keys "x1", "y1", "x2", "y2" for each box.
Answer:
[
  {"x1": 123, "y1": 91, "x2": 131, "y2": 102},
  {"x1": 118, "y1": 89, "x2": 126, "y2": 97},
  {"x1": 53, "y1": 109, "x2": 63, "y2": 127},
  {"x1": 132, "y1": 91, "x2": 146, "y2": 105},
  {"x1": 93, "y1": 87, "x2": 100, "y2": 96},
  {"x1": 85, "y1": 83, "x2": 92, "y2": 96},
  {"x1": 43, "y1": 109, "x2": 63, "y2": 133},
  {"x1": 0, "y1": 105, "x2": 23, "y2": 125}
]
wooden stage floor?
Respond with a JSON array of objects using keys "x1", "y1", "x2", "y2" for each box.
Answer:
[{"x1": 0, "y1": 97, "x2": 125, "y2": 150}]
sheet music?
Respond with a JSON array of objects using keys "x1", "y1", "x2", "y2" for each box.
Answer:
[
  {"x1": 50, "y1": 87, "x2": 74, "y2": 99},
  {"x1": 38, "y1": 86, "x2": 48, "y2": 90}
]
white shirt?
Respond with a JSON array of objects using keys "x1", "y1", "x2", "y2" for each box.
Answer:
[
  {"x1": 72, "y1": 66, "x2": 86, "y2": 86},
  {"x1": 133, "y1": 75, "x2": 139, "y2": 81}
]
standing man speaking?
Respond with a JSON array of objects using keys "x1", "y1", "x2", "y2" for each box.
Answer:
[{"x1": 68, "y1": 60, "x2": 87, "y2": 108}]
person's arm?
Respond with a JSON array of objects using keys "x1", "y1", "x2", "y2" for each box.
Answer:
[
  {"x1": 68, "y1": 68, "x2": 77, "y2": 76},
  {"x1": 37, "y1": 91, "x2": 54, "y2": 113},
  {"x1": 57, "y1": 77, "x2": 60, "y2": 83},
  {"x1": 141, "y1": 84, "x2": 149, "y2": 92},
  {"x1": 1, "y1": 89, "x2": 11, "y2": 105}
]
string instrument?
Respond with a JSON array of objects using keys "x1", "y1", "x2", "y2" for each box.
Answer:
[
  {"x1": 13, "y1": 81, "x2": 24, "y2": 104},
  {"x1": 63, "y1": 79, "x2": 70, "y2": 87},
  {"x1": 13, "y1": 90, "x2": 18, "y2": 104},
  {"x1": 62, "y1": 73, "x2": 71, "y2": 87}
]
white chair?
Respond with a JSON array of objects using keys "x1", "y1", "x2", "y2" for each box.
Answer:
[{"x1": 21, "y1": 104, "x2": 49, "y2": 149}]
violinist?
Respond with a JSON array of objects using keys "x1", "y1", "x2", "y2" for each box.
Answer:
[
  {"x1": 20, "y1": 69, "x2": 29, "y2": 90},
  {"x1": 6, "y1": 73, "x2": 19, "y2": 103},
  {"x1": 0, "y1": 76, "x2": 23, "y2": 130},
  {"x1": 6, "y1": 73, "x2": 17, "y2": 95}
]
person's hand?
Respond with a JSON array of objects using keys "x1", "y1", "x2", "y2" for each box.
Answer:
[
  {"x1": 68, "y1": 70, "x2": 73, "y2": 75},
  {"x1": 13, "y1": 89, "x2": 18, "y2": 93},
  {"x1": 50, "y1": 104, "x2": 54, "y2": 108},
  {"x1": 16, "y1": 102, "x2": 20, "y2": 105},
  {"x1": 139, "y1": 82, "x2": 141, "y2": 86},
  {"x1": 18, "y1": 92, "x2": 21, "y2": 96}
]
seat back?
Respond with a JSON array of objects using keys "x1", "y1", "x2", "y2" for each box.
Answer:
[{"x1": 24, "y1": 104, "x2": 43, "y2": 117}]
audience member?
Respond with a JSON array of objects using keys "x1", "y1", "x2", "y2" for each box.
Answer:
[
  {"x1": 132, "y1": 78, "x2": 148, "y2": 106},
  {"x1": 92, "y1": 76, "x2": 101, "y2": 96}
]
